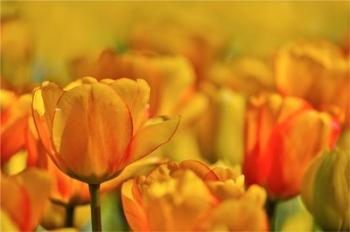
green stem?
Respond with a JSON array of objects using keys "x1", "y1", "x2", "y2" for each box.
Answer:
[
  {"x1": 65, "y1": 205, "x2": 75, "y2": 227},
  {"x1": 265, "y1": 199, "x2": 277, "y2": 231},
  {"x1": 89, "y1": 183, "x2": 102, "y2": 232}
]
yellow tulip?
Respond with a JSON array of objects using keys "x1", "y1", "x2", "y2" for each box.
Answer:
[
  {"x1": 196, "y1": 83, "x2": 245, "y2": 165},
  {"x1": 275, "y1": 40, "x2": 350, "y2": 127},
  {"x1": 122, "y1": 160, "x2": 269, "y2": 231},
  {"x1": 301, "y1": 149, "x2": 349, "y2": 231},
  {"x1": 32, "y1": 76, "x2": 180, "y2": 184}
]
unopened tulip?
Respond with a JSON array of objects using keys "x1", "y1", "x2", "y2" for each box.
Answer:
[
  {"x1": 196, "y1": 84, "x2": 245, "y2": 165},
  {"x1": 1, "y1": 168, "x2": 52, "y2": 231},
  {"x1": 301, "y1": 149, "x2": 349, "y2": 231},
  {"x1": 32, "y1": 76, "x2": 179, "y2": 184},
  {"x1": 243, "y1": 93, "x2": 340, "y2": 199},
  {"x1": 275, "y1": 40, "x2": 350, "y2": 127},
  {"x1": 122, "y1": 160, "x2": 268, "y2": 231}
]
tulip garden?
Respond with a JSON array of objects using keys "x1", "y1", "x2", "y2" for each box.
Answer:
[{"x1": 1, "y1": 2, "x2": 349, "y2": 232}]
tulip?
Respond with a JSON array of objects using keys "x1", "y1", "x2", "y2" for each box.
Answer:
[
  {"x1": 1, "y1": 89, "x2": 32, "y2": 166},
  {"x1": 274, "y1": 40, "x2": 350, "y2": 127},
  {"x1": 32, "y1": 76, "x2": 179, "y2": 231},
  {"x1": 1, "y1": 168, "x2": 52, "y2": 231},
  {"x1": 70, "y1": 51, "x2": 208, "y2": 161},
  {"x1": 129, "y1": 21, "x2": 224, "y2": 84},
  {"x1": 301, "y1": 149, "x2": 349, "y2": 231},
  {"x1": 70, "y1": 50, "x2": 206, "y2": 118},
  {"x1": 243, "y1": 93, "x2": 340, "y2": 199},
  {"x1": 195, "y1": 84, "x2": 246, "y2": 165},
  {"x1": 122, "y1": 160, "x2": 269, "y2": 231},
  {"x1": 208, "y1": 57, "x2": 275, "y2": 96}
]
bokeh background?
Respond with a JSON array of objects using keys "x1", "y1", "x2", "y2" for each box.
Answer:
[
  {"x1": 1, "y1": 2, "x2": 349, "y2": 231},
  {"x1": 2, "y1": 1, "x2": 349, "y2": 85}
]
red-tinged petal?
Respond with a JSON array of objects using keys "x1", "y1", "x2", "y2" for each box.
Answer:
[
  {"x1": 52, "y1": 82, "x2": 132, "y2": 183},
  {"x1": 0, "y1": 175, "x2": 32, "y2": 231},
  {"x1": 266, "y1": 111, "x2": 337, "y2": 198},
  {"x1": 1, "y1": 116, "x2": 27, "y2": 163},
  {"x1": 121, "y1": 179, "x2": 150, "y2": 231},
  {"x1": 128, "y1": 116, "x2": 180, "y2": 164},
  {"x1": 1, "y1": 94, "x2": 32, "y2": 163},
  {"x1": 13, "y1": 168, "x2": 52, "y2": 229},
  {"x1": 178, "y1": 160, "x2": 219, "y2": 181}
]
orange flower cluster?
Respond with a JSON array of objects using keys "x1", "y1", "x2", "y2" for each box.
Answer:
[{"x1": 1, "y1": 8, "x2": 349, "y2": 232}]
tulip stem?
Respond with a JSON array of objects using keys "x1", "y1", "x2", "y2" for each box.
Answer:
[
  {"x1": 89, "y1": 183, "x2": 102, "y2": 232},
  {"x1": 265, "y1": 199, "x2": 277, "y2": 231},
  {"x1": 65, "y1": 205, "x2": 75, "y2": 227}
]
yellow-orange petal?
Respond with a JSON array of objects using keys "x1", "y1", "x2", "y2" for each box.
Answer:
[
  {"x1": 108, "y1": 78, "x2": 150, "y2": 131},
  {"x1": 129, "y1": 116, "x2": 180, "y2": 163},
  {"x1": 32, "y1": 82, "x2": 63, "y2": 155},
  {"x1": 121, "y1": 179, "x2": 149, "y2": 231},
  {"x1": 13, "y1": 169, "x2": 52, "y2": 229},
  {"x1": 0, "y1": 210, "x2": 20, "y2": 232},
  {"x1": 52, "y1": 82, "x2": 132, "y2": 183},
  {"x1": 1, "y1": 174, "x2": 31, "y2": 231}
]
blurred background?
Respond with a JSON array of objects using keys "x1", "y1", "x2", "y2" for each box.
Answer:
[{"x1": 1, "y1": 1, "x2": 349, "y2": 86}]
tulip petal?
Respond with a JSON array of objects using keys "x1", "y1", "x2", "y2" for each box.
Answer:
[
  {"x1": 13, "y1": 169, "x2": 52, "y2": 229},
  {"x1": 1, "y1": 94, "x2": 32, "y2": 162},
  {"x1": 52, "y1": 82, "x2": 132, "y2": 182},
  {"x1": 108, "y1": 78, "x2": 150, "y2": 131},
  {"x1": 121, "y1": 179, "x2": 149, "y2": 231},
  {"x1": 1, "y1": 175, "x2": 31, "y2": 231},
  {"x1": 128, "y1": 116, "x2": 180, "y2": 163},
  {"x1": 32, "y1": 82, "x2": 63, "y2": 155},
  {"x1": 266, "y1": 111, "x2": 337, "y2": 197}
]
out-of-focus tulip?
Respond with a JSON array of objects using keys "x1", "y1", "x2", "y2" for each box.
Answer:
[
  {"x1": 208, "y1": 57, "x2": 275, "y2": 96},
  {"x1": 1, "y1": 16, "x2": 36, "y2": 93},
  {"x1": 70, "y1": 51, "x2": 208, "y2": 161},
  {"x1": 301, "y1": 149, "x2": 350, "y2": 231},
  {"x1": 129, "y1": 21, "x2": 224, "y2": 84},
  {"x1": 0, "y1": 89, "x2": 32, "y2": 165},
  {"x1": 70, "y1": 50, "x2": 207, "y2": 119},
  {"x1": 275, "y1": 40, "x2": 350, "y2": 127},
  {"x1": 243, "y1": 93, "x2": 340, "y2": 199},
  {"x1": 0, "y1": 168, "x2": 52, "y2": 231},
  {"x1": 195, "y1": 83, "x2": 245, "y2": 165},
  {"x1": 32, "y1": 77, "x2": 179, "y2": 184},
  {"x1": 122, "y1": 160, "x2": 269, "y2": 231}
]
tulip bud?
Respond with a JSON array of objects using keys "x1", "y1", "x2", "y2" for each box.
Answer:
[{"x1": 301, "y1": 149, "x2": 350, "y2": 231}]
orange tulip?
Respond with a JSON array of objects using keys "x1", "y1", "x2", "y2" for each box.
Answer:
[
  {"x1": 274, "y1": 40, "x2": 350, "y2": 127},
  {"x1": 32, "y1": 77, "x2": 180, "y2": 184},
  {"x1": 243, "y1": 93, "x2": 340, "y2": 199},
  {"x1": 0, "y1": 89, "x2": 33, "y2": 165},
  {"x1": 70, "y1": 50, "x2": 205, "y2": 118},
  {"x1": 122, "y1": 160, "x2": 269, "y2": 231},
  {"x1": 1, "y1": 168, "x2": 52, "y2": 231}
]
